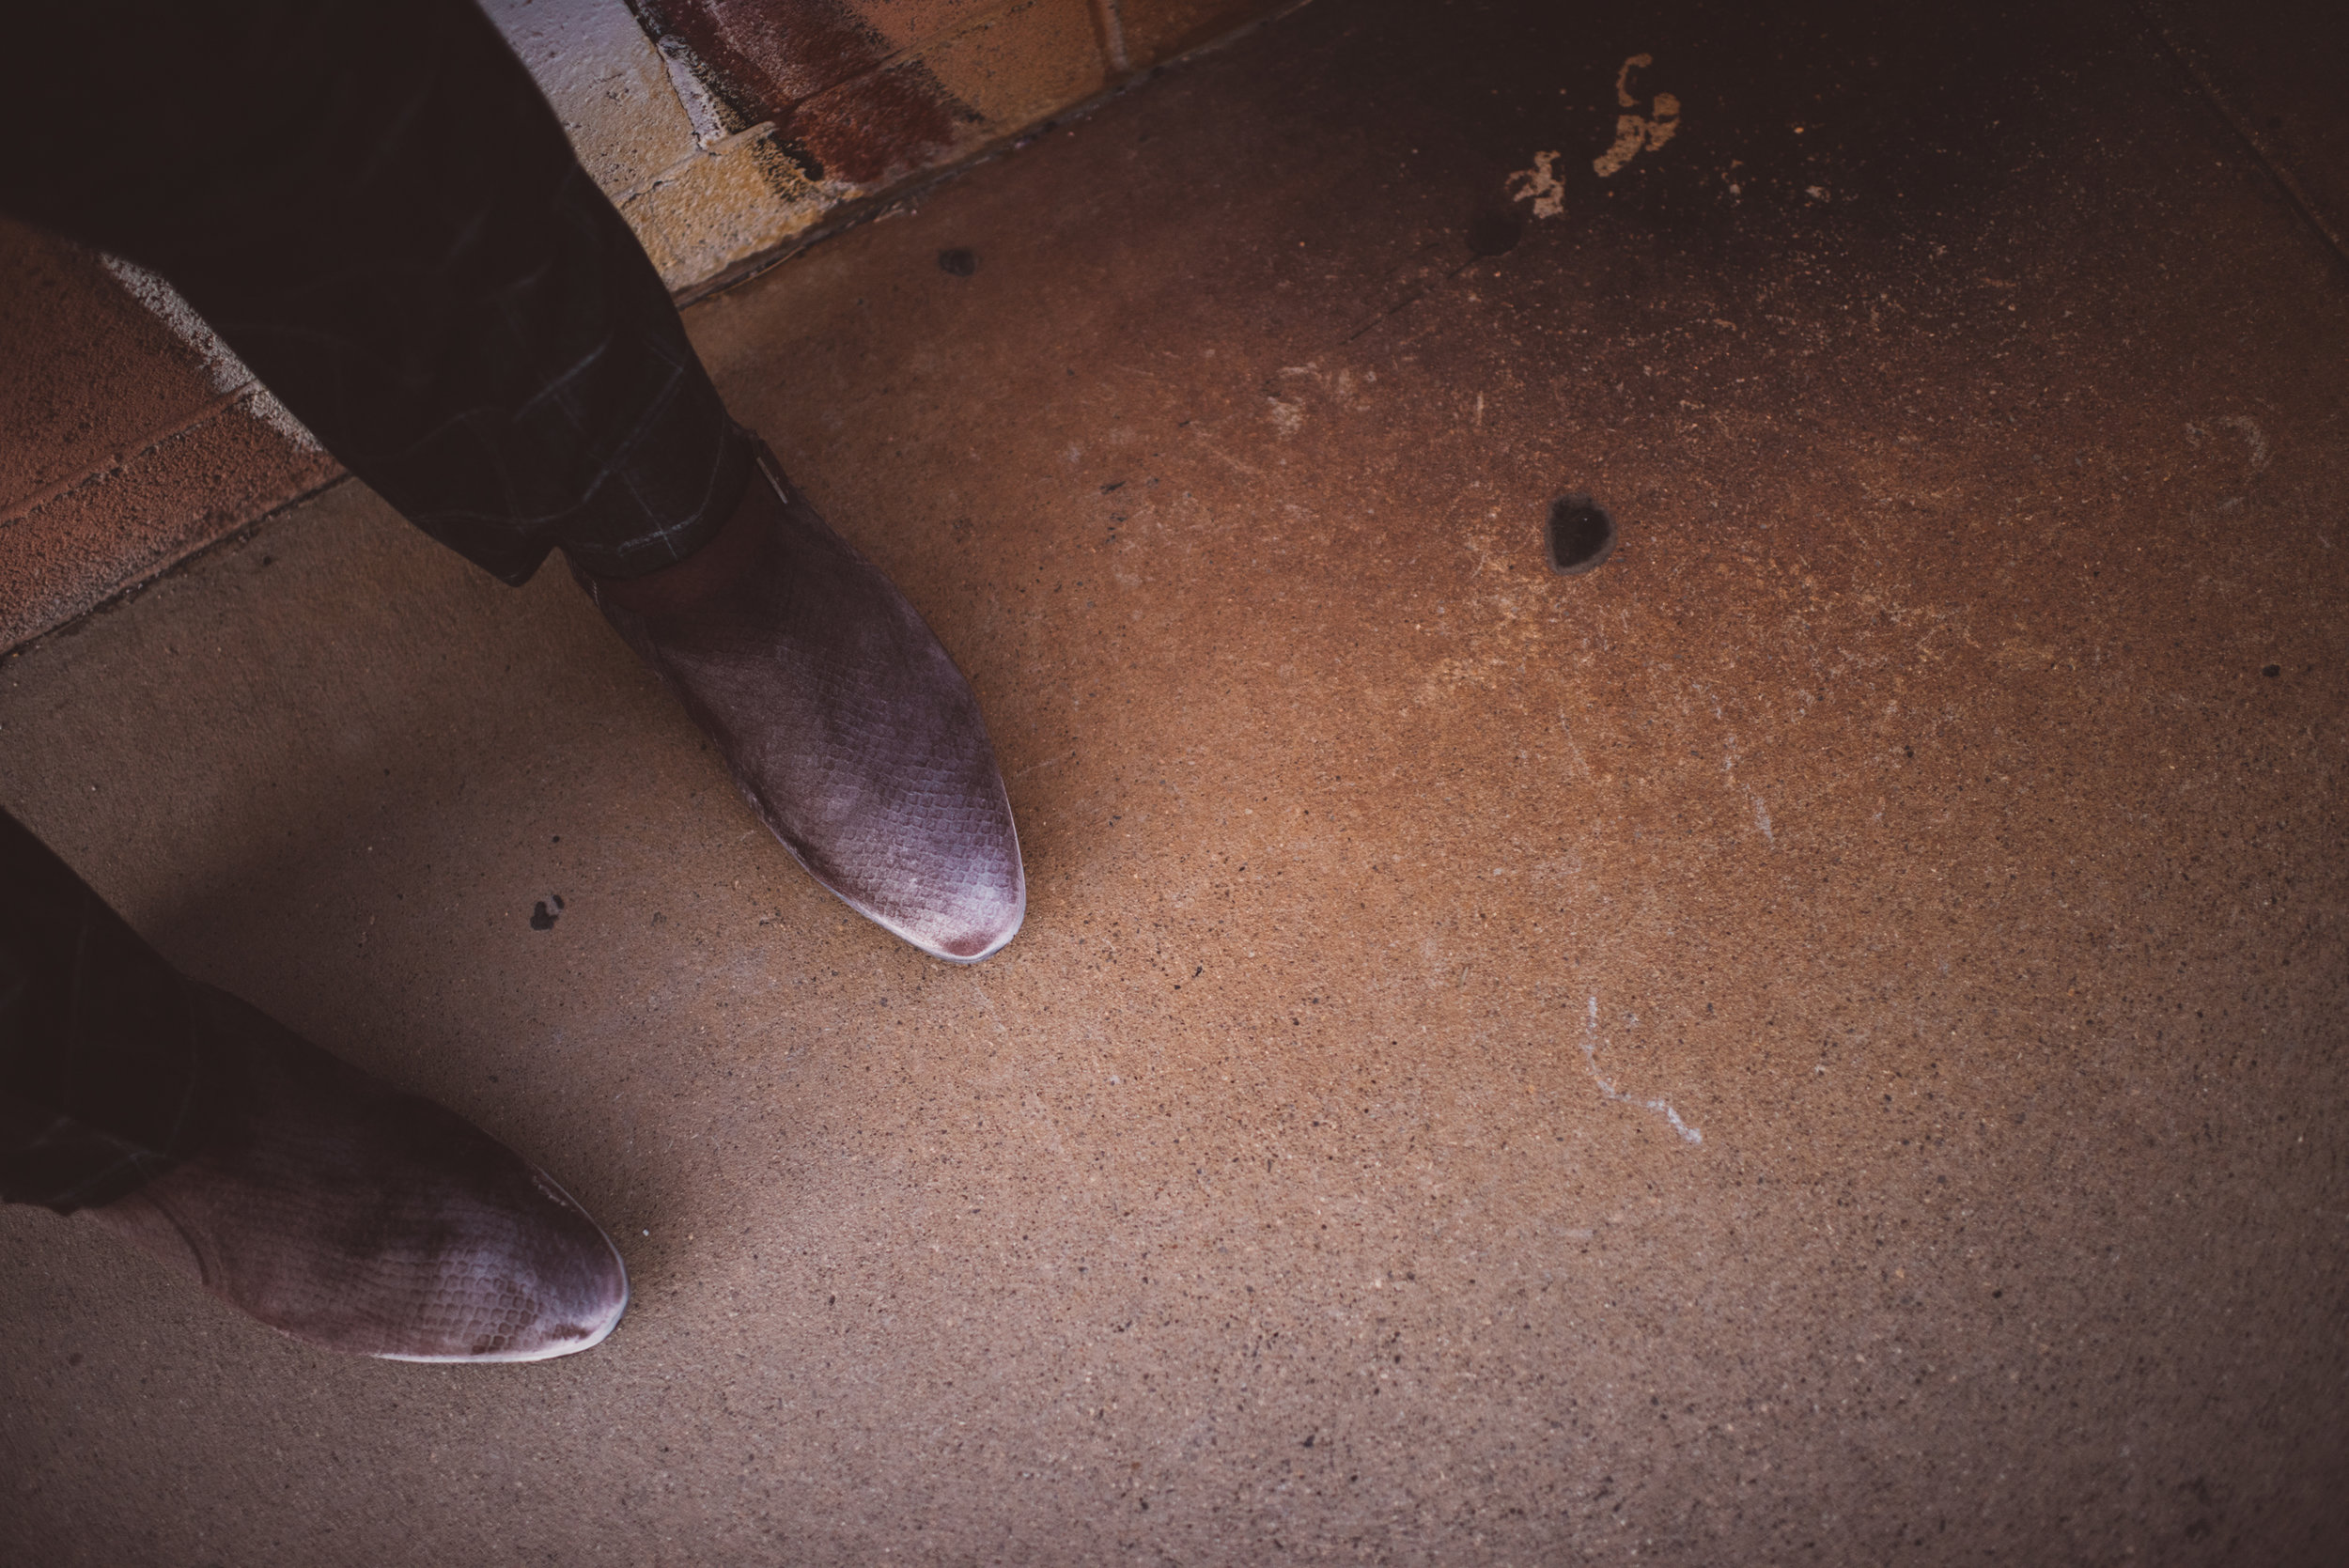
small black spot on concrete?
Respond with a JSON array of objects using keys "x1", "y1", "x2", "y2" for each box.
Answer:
[
  {"x1": 552, "y1": 893, "x2": 566, "y2": 911},
  {"x1": 530, "y1": 901, "x2": 558, "y2": 931},
  {"x1": 1101, "y1": 479, "x2": 1127, "y2": 492},
  {"x1": 938, "y1": 246, "x2": 978, "y2": 276},
  {"x1": 1467, "y1": 208, "x2": 1523, "y2": 257},
  {"x1": 2263, "y1": 663, "x2": 2281, "y2": 677},
  {"x1": 1546, "y1": 495, "x2": 1618, "y2": 575},
  {"x1": 67, "y1": 1352, "x2": 82, "y2": 1366}
]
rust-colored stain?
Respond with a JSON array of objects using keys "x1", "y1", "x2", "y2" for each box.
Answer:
[{"x1": 630, "y1": 0, "x2": 964, "y2": 187}]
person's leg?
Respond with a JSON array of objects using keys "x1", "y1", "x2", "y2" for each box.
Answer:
[
  {"x1": 0, "y1": 0, "x2": 1023, "y2": 960},
  {"x1": 0, "y1": 809, "x2": 629, "y2": 1359},
  {"x1": 0, "y1": 0, "x2": 636, "y2": 1358},
  {"x1": 0, "y1": 0, "x2": 743, "y2": 583},
  {"x1": 0, "y1": 814, "x2": 223, "y2": 1215},
  {"x1": 0, "y1": 0, "x2": 1017, "y2": 1351}
]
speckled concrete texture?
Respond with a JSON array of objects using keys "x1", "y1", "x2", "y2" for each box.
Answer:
[
  {"x1": 3, "y1": 1, "x2": 2344, "y2": 1563},
  {"x1": 0, "y1": 221, "x2": 339, "y2": 649},
  {"x1": 2139, "y1": 0, "x2": 2349, "y2": 254},
  {"x1": 0, "y1": 225, "x2": 225, "y2": 509}
]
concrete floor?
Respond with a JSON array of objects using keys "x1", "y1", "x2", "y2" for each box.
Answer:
[{"x1": 5, "y1": 1, "x2": 2346, "y2": 1562}]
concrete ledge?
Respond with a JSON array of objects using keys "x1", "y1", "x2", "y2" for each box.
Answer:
[{"x1": 0, "y1": 396, "x2": 340, "y2": 651}]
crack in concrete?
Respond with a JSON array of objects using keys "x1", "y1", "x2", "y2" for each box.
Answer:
[{"x1": 1580, "y1": 995, "x2": 1703, "y2": 1144}]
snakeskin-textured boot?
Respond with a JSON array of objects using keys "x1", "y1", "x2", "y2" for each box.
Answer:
[
  {"x1": 84, "y1": 986, "x2": 630, "y2": 1363},
  {"x1": 580, "y1": 441, "x2": 1026, "y2": 963}
]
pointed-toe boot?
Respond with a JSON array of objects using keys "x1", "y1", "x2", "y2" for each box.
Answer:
[
  {"x1": 86, "y1": 985, "x2": 629, "y2": 1362},
  {"x1": 580, "y1": 441, "x2": 1025, "y2": 963}
]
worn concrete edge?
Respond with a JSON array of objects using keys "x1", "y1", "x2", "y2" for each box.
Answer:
[
  {"x1": 0, "y1": 457, "x2": 347, "y2": 661},
  {"x1": 2126, "y1": 0, "x2": 2349, "y2": 272},
  {"x1": 668, "y1": 0, "x2": 1317, "y2": 305},
  {"x1": 0, "y1": 385, "x2": 254, "y2": 531}
]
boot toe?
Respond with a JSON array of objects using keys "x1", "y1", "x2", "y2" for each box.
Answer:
[
  {"x1": 585, "y1": 442, "x2": 1030, "y2": 963},
  {"x1": 387, "y1": 1183, "x2": 630, "y2": 1363},
  {"x1": 86, "y1": 986, "x2": 632, "y2": 1364},
  {"x1": 897, "y1": 872, "x2": 1025, "y2": 964}
]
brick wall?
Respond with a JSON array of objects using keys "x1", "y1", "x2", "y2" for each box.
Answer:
[{"x1": 0, "y1": 0, "x2": 1289, "y2": 650}]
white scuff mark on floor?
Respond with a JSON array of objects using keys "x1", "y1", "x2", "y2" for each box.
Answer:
[
  {"x1": 1266, "y1": 396, "x2": 1305, "y2": 436},
  {"x1": 1751, "y1": 792, "x2": 1774, "y2": 844},
  {"x1": 1594, "y1": 54, "x2": 1680, "y2": 178},
  {"x1": 1554, "y1": 713, "x2": 1598, "y2": 784},
  {"x1": 101, "y1": 256, "x2": 320, "y2": 451},
  {"x1": 1580, "y1": 995, "x2": 1703, "y2": 1144},
  {"x1": 2216, "y1": 414, "x2": 2270, "y2": 473},
  {"x1": 1506, "y1": 150, "x2": 1567, "y2": 218},
  {"x1": 1190, "y1": 433, "x2": 1263, "y2": 479}
]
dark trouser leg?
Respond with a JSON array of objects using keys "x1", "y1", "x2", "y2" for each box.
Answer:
[
  {"x1": 0, "y1": 0, "x2": 752, "y2": 1202},
  {"x1": 0, "y1": 810, "x2": 226, "y2": 1212},
  {"x1": 0, "y1": 0, "x2": 748, "y2": 583}
]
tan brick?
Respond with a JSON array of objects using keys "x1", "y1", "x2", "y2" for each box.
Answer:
[
  {"x1": 849, "y1": 0, "x2": 1006, "y2": 52},
  {"x1": 620, "y1": 131, "x2": 832, "y2": 293},
  {"x1": 918, "y1": 0, "x2": 1111, "y2": 131}
]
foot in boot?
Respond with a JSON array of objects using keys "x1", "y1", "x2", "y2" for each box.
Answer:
[
  {"x1": 580, "y1": 440, "x2": 1025, "y2": 963},
  {"x1": 84, "y1": 986, "x2": 628, "y2": 1362}
]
